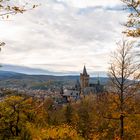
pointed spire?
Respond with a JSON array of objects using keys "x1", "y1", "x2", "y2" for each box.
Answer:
[{"x1": 83, "y1": 65, "x2": 88, "y2": 75}]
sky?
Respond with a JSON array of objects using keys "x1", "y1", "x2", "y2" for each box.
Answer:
[{"x1": 0, "y1": 0, "x2": 128, "y2": 76}]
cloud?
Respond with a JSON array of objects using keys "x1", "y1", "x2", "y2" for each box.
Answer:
[
  {"x1": 0, "y1": 0, "x2": 128, "y2": 75},
  {"x1": 55, "y1": 0, "x2": 121, "y2": 8}
]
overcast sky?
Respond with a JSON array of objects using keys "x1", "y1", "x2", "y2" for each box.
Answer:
[{"x1": 0, "y1": 0, "x2": 128, "y2": 75}]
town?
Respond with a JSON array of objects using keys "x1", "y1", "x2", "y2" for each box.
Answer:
[{"x1": 0, "y1": 66, "x2": 106, "y2": 104}]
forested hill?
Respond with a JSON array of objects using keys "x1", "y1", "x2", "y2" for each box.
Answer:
[
  {"x1": 0, "y1": 70, "x2": 109, "y2": 89},
  {"x1": 0, "y1": 71, "x2": 108, "y2": 88},
  {"x1": 0, "y1": 70, "x2": 109, "y2": 82}
]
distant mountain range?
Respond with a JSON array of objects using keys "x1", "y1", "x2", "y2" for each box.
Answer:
[
  {"x1": 0, "y1": 64, "x2": 59, "y2": 75},
  {"x1": 0, "y1": 64, "x2": 107, "y2": 76},
  {"x1": 0, "y1": 70, "x2": 109, "y2": 89}
]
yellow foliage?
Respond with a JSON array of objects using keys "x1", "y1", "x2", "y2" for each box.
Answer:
[{"x1": 26, "y1": 123, "x2": 83, "y2": 140}]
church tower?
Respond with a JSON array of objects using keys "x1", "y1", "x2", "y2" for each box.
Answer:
[{"x1": 80, "y1": 66, "x2": 89, "y2": 89}]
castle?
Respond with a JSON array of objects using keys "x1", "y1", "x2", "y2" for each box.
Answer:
[
  {"x1": 80, "y1": 65, "x2": 104, "y2": 95},
  {"x1": 62, "y1": 66, "x2": 104, "y2": 102}
]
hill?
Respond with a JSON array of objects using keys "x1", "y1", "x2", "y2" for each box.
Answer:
[{"x1": 0, "y1": 70, "x2": 109, "y2": 89}]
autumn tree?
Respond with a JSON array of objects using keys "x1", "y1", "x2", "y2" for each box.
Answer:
[
  {"x1": 64, "y1": 103, "x2": 74, "y2": 124},
  {"x1": 0, "y1": 96, "x2": 34, "y2": 139},
  {"x1": 0, "y1": 0, "x2": 37, "y2": 49},
  {"x1": 0, "y1": 0, "x2": 37, "y2": 17},
  {"x1": 0, "y1": 41, "x2": 5, "y2": 53},
  {"x1": 122, "y1": 0, "x2": 140, "y2": 37},
  {"x1": 108, "y1": 40, "x2": 140, "y2": 139}
]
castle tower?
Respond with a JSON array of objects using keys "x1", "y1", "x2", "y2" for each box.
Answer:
[{"x1": 80, "y1": 66, "x2": 89, "y2": 89}]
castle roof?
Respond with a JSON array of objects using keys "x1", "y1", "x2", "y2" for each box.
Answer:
[{"x1": 83, "y1": 65, "x2": 88, "y2": 76}]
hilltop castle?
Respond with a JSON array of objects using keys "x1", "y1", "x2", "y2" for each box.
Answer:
[
  {"x1": 62, "y1": 66, "x2": 104, "y2": 102},
  {"x1": 79, "y1": 66, "x2": 104, "y2": 95}
]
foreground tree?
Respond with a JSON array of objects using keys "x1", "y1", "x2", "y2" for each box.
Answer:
[
  {"x1": 0, "y1": 0, "x2": 37, "y2": 49},
  {"x1": 0, "y1": 41, "x2": 5, "y2": 52},
  {"x1": 108, "y1": 40, "x2": 140, "y2": 139},
  {"x1": 0, "y1": 96, "x2": 33, "y2": 138},
  {"x1": 0, "y1": 0, "x2": 37, "y2": 17},
  {"x1": 122, "y1": 0, "x2": 140, "y2": 37}
]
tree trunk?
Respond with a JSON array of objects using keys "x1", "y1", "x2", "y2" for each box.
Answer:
[{"x1": 120, "y1": 114, "x2": 124, "y2": 140}]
